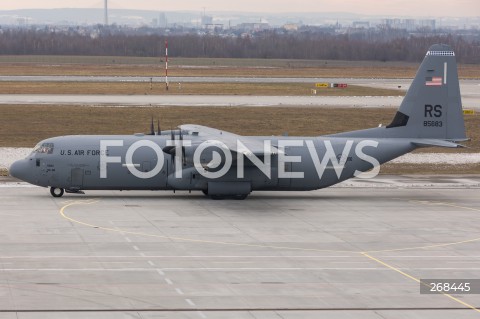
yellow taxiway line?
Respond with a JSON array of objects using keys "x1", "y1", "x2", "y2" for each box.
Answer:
[{"x1": 59, "y1": 198, "x2": 480, "y2": 314}]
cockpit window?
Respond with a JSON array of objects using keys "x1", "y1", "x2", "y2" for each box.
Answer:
[{"x1": 32, "y1": 143, "x2": 54, "y2": 154}]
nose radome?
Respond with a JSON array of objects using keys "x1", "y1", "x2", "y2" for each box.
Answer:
[{"x1": 9, "y1": 159, "x2": 29, "y2": 181}]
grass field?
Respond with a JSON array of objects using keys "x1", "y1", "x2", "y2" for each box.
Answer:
[
  {"x1": 0, "y1": 56, "x2": 478, "y2": 78},
  {"x1": 0, "y1": 82, "x2": 404, "y2": 96}
]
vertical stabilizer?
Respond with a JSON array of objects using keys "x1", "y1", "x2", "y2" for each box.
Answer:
[{"x1": 386, "y1": 44, "x2": 466, "y2": 141}]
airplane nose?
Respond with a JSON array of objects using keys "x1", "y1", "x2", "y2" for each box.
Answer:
[{"x1": 9, "y1": 159, "x2": 29, "y2": 181}]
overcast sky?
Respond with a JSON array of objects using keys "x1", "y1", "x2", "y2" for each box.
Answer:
[{"x1": 2, "y1": 0, "x2": 479, "y2": 17}]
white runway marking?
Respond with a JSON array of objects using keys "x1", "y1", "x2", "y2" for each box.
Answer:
[
  {"x1": 185, "y1": 299, "x2": 196, "y2": 306},
  {"x1": 2, "y1": 255, "x2": 480, "y2": 259},
  {"x1": 3, "y1": 267, "x2": 480, "y2": 271},
  {"x1": 175, "y1": 288, "x2": 184, "y2": 295}
]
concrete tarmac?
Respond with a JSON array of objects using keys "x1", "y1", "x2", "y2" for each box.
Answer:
[
  {"x1": 0, "y1": 175, "x2": 480, "y2": 318},
  {"x1": 1, "y1": 94, "x2": 479, "y2": 109}
]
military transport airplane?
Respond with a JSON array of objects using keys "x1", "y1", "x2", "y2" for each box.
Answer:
[{"x1": 10, "y1": 44, "x2": 468, "y2": 199}]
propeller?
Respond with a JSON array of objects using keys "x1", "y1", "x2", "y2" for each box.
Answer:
[
  {"x1": 161, "y1": 127, "x2": 177, "y2": 169},
  {"x1": 148, "y1": 117, "x2": 155, "y2": 135},
  {"x1": 162, "y1": 128, "x2": 187, "y2": 169},
  {"x1": 179, "y1": 129, "x2": 186, "y2": 166}
]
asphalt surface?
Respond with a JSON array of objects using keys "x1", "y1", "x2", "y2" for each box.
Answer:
[
  {"x1": 0, "y1": 94, "x2": 408, "y2": 108},
  {"x1": 0, "y1": 175, "x2": 479, "y2": 318},
  {"x1": 0, "y1": 76, "x2": 416, "y2": 83},
  {"x1": 0, "y1": 94, "x2": 478, "y2": 109}
]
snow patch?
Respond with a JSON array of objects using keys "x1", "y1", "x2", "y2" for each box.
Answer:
[
  {"x1": 391, "y1": 153, "x2": 480, "y2": 165},
  {"x1": 0, "y1": 148, "x2": 32, "y2": 169}
]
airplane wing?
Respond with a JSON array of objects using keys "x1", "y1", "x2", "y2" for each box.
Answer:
[{"x1": 179, "y1": 124, "x2": 281, "y2": 156}]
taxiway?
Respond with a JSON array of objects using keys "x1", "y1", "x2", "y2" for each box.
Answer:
[
  {"x1": 0, "y1": 176, "x2": 479, "y2": 318},
  {"x1": 1, "y1": 94, "x2": 479, "y2": 109}
]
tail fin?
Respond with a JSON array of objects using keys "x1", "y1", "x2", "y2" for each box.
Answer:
[
  {"x1": 386, "y1": 44, "x2": 466, "y2": 141},
  {"x1": 330, "y1": 44, "x2": 467, "y2": 142}
]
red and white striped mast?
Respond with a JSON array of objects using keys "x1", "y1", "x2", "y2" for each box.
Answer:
[{"x1": 165, "y1": 39, "x2": 169, "y2": 91}]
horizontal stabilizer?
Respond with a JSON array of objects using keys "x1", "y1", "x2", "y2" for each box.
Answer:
[{"x1": 411, "y1": 139, "x2": 465, "y2": 148}]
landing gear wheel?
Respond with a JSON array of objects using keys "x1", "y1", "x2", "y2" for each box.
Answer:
[
  {"x1": 50, "y1": 187, "x2": 64, "y2": 198},
  {"x1": 234, "y1": 194, "x2": 248, "y2": 200},
  {"x1": 202, "y1": 190, "x2": 209, "y2": 196}
]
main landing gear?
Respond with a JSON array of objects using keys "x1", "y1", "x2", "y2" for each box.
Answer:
[
  {"x1": 49, "y1": 187, "x2": 85, "y2": 197},
  {"x1": 50, "y1": 187, "x2": 64, "y2": 198},
  {"x1": 202, "y1": 190, "x2": 249, "y2": 200}
]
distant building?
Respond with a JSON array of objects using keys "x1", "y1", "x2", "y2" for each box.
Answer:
[
  {"x1": 201, "y1": 15, "x2": 213, "y2": 26},
  {"x1": 383, "y1": 18, "x2": 401, "y2": 28},
  {"x1": 235, "y1": 22, "x2": 270, "y2": 32},
  {"x1": 17, "y1": 17, "x2": 29, "y2": 26},
  {"x1": 419, "y1": 19, "x2": 436, "y2": 30},
  {"x1": 283, "y1": 23, "x2": 298, "y2": 31},
  {"x1": 352, "y1": 21, "x2": 369, "y2": 28},
  {"x1": 403, "y1": 19, "x2": 415, "y2": 31},
  {"x1": 159, "y1": 12, "x2": 167, "y2": 28},
  {"x1": 205, "y1": 24, "x2": 224, "y2": 32},
  {"x1": 382, "y1": 18, "x2": 435, "y2": 31}
]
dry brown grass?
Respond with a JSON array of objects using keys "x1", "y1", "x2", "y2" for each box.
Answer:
[
  {"x1": 381, "y1": 163, "x2": 480, "y2": 174},
  {"x1": 0, "y1": 82, "x2": 404, "y2": 96},
  {"x1": 0, "y1": 105, "x2": 392, "y2": 146},
  {"x1": 0, "y1": 168, "x2": 8, "y2": 176}
]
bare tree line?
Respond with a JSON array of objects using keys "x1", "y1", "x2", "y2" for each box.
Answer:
[{"x1": 0, "y1": 29, "x2": 478, "y2": 63}]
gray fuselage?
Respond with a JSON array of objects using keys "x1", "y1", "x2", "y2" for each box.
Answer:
[{"x1": 11, "y1": 134, "x2": 415, "y2": 195}]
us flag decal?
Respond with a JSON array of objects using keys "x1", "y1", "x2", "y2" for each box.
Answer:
[{"x1": 425, "y1": 76, "x2": 443, "y2": 86}]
